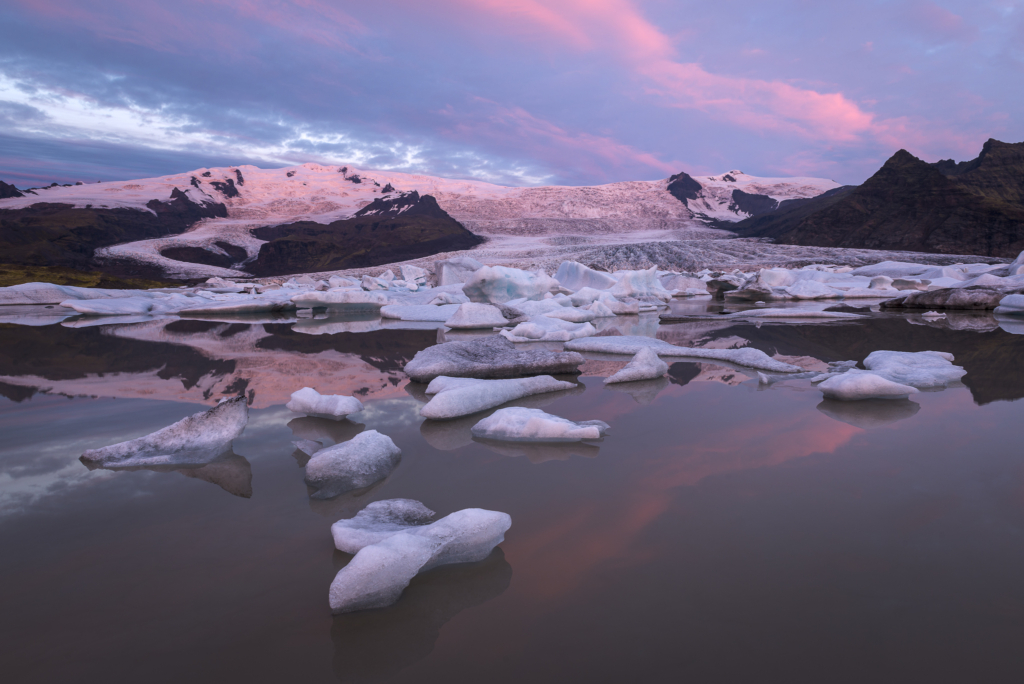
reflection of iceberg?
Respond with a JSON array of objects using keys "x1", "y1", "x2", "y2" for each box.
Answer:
[
  {"x1": 603, "y1": 376, "x2": 670, "y2": 404},
  {"x1": 308, "y1": 477, "x2": 390, "y2": 518},
  {"x1": 816, "y1": 398, "x2": 921, "y2": 429},
  {"x1": 472, "y1": 438, "x2": 601, "y2": 463},
  {"x1": 996, "y1": 314, "x2": 1024, "y2": 336},
  {"x1": 84, "y1": 447, "x2": 253, "y2": 498},
  {"x1": 288, "y1": 417, "x2": 365, "y2": 444},
  {"x1": 331, "y1": 547, "x2": 512, "y2": 683}
]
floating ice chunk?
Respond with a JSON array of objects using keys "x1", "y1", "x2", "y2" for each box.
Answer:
[
  {"x1": 361, "y1": 275, "x2": 390, "y2": 291},
  {"x1": 850, "y1": 262, "x2": 933, "y2": 278},
  {"x1": 463, "y1": 266, "x2": 558, "y2": 304},
  {"x1": 381, "y1": 304, "x2": 461, "y2": 321},
  {"x1": 540, "y1": 306, "x2": 596, "y2": 323},
  {"x1": 862, "y1": 350, "x2": 965, "y2": 389},
  {"x1": 921, "y1": 310, "x2": 946, "y2": 319},
  {"x1": 586, "y1": 300, "x2": 617, "y2": 318},
  {"x1": 870, "y1": 276, "x2": 894, "y2": 289},
  {"x1": 80, "y1": 397, "x2": 248, "y2": 466},
  {"x1": 553, "y1": 261, "x2": 618, "y2": 291},
  {"x1": 604, "y1": 347, "x2": 668, "y2": 384},
  {"x1": 420, "y1": 376, "x2": 577, "y2": 419},
  {"x1": 328, "y1": 499, "x2": 511, "y2": 613},
  {"x1": 565, "y1": 335, "x2": 803, "y2": 373},
  {"x1": 435, "y1": 256, "x2": 484, "y2": 286},
  {"x1": 0, "y1": 282, "x2": 143, "y2": 306},
  {"x1": 428, "y1": 290, "x2": 467, "y2": 306},
  {"x1": 61, "y1": 296, "x2": 158, "y2": 316},
  {"x1": 661, "y1": 274, "x2": 708, "y2": 294},
  {"x1": 568, "y1": 287, "x2": 605, "y2": 306},
  {"x1": 404, "y1": 335, "x2": 583, "y2": 382},
  {"x1": 400, "y1": 264, "x2": 429, "y2": 284},
  {"x1": 1008, "y1": 251, "x2": 1024, "y2": 276},
  {"x1": 304, "y1": 430, "x2": 401, "y2": 499},
  {"x1": 445, "y1": 302, "x2": 508, "y2": 329},
  {"x1": 599, "y1": 293, "x2": 640, "y2": 314},
  {"x1": 286, "y1": 387, "x2": 364, "y2": 419},
  {"x1": 291, "y1": 289, "x2": 389, "y2": 310},
  {"x1": 994, "y1": 294, "x2": 1024, "y2": 316},
  {"x1": 499, "y1": 316, "x2": 596, "y2": 343},
  {"x1": 784, "y1": 279, "x2": 842, "y2": 299},
  {"x1": 817, "y1": 370, "x2": 919, "y2": 401},
  {"x1": 880, "y1": 287, "x2": 1010, "y2": 310},
  {"x1": 470, "y1": 407, "x2": 608, "y2": 442},
  {"x1": 329, "y1": 276, "x2": 360, "y2": 289},
  {"x1": 609, "y1": 267, "x2": 673, "y2": 301}
]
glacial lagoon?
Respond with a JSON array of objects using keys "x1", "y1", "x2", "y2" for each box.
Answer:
[{"x1": 2, "y1": 303, "x2": 1024, "y2": 683}]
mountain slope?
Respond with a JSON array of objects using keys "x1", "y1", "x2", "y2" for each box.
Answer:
[{"x1": 732, "y1": 140, "x2": 1024, "y2": 258}]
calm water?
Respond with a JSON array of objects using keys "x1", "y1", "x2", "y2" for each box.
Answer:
[{"x1": 2, "y1": 306, "x2": 1024, "y2": 683}]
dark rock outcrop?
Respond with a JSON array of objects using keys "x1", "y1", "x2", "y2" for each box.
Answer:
[
  {"x1": 667, "y1": 171, "x2": 702, "y2": 206},
  {"x1": 732, "y1": 139, "x2": 1024, "y2": 257},
  {"x1": 0, "y1": 180, "x2": 23, "y2": 199},
  {"x1": 879, "y1": 286, "x2": 1021, "y2": 310},
  {"x1": 248, "y1": 192, "x2": 483, "y2": 277},
  {"x1": 728, "y1": 189, "x2": 778, "y2": 217},
  {"x1": 0, "y1": 190, "x2": 228, "y2": 270},
  {"x1": 209, "y1": 178, "x2": 240, "y2": 198}
]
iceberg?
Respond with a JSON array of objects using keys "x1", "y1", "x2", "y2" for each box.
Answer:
[
  {"x1": 817, "y1": 370, "x2": 919, "y2": 401},
  {"x1": 420, "y1": 375, "x2": 577, "y2": 419},
  {"x1": 434, "y1": 256, "x2": 484, "y2": 286},
  {"x1": 499, "y1": 316, "x2": 596, "y2": 343},
  {"x1": 0, "y1": 281, "x2": 143, "y2": 306},
  {"x1": 609, "y1": 267, "x2": 674, "y2": 301},
  {"x1": 994, "y1": 294, "x2": 1024, "y2": 316},
  {"x1": 286, "y1": 387, "x2": 364, "y2": 419},
  {"x1": 329, "y1": 499, "x2": 511, "y2": 614},
  {"x1": 553, "y1": 261, "x2": 618, "y2": 291},
  {"x1": 604, "y1": 347, "x2": 668, "y2": 384},
  {"x1": 565, "y1": 335, "x2": 803, "y2": 373},
  {"x1": 380, "y1": 304, "x2": 461, "y2": 321},
  {"x1": 80, "y1": 397, "x2": 248, "y2": 467},
  {"x1": 404, "y1": 335, "x2": 584, "y2": 383},
  {"x1": 463, "y1": 266, "x2": 557, "y2": 304},
  {"x1": 304, "y1": 430, "x2": 402, "y2": 500},
  {"x1": 862, "y1": 350, "x2": 966, "y2": 389},
  {"x1": 444, "y1": 302, "x2": 508, "y2": 329},
  {"x1": 470, "y1": 407, "x2": 609, "y2": 442},
  {"x1": 291, "y1": 289, "x2": 390, "y2": 311}
]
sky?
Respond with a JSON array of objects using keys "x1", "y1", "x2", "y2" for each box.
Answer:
[{"x1": 0, "y1": 0, "x2": 1021, "y2": 188}]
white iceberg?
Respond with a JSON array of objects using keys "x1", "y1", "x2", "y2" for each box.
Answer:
[
  {"x1": 818, "y1": 370, "x2": 919, "y2": 401},
  {"x1": 304, "y1": 430, "x2": 402, "y2": 499},
  {"x1": 80, "y1": 397, "x2": 248, "y2": 467},
  {"x1": 291, "y1": 289, "x2": 389, "y2": 310},
  {"x1": 0, "y1": 282, "x2": 143, "y2": 306},
  {"x1": 286, "y1": 387, "x2": 364, "y2": 419},
  {"x1": 420, "y1": 375, "x2": 577, "y2": 420},
  {"x1": 499, "y1": 316, "x2": 596, "y2": 343},
  {"x1": 444, "y1": 302, "x2": 508, "y2": 329},
  {"x1": 862, "y1": 350, "x2": 966, "y2": 389},
  {"x1": 565, "y1": 335, "x2": 803, "y2": 373},
  {"x1": 328, "y1": 499, "x2": 511, "y2": 613},
  {"x1": 604, "y1": 347, "x2": 668, "y2": 384},
  {"x1": 609, "y1": 267, "x2": 674, "y2": 301},
  {"x1": 463, "y1": 266, "x2": 557, "y2": 304},
  {"x1": 470, "y1": 407, "x2": 609, "y2": 442},
  {"x1": 435, "y1": 256, "x2": 484, "y2": 286},
  {"x1": 994, "y1": 294, "x2": 1024, "y2": 316},
  {"x1": 381, "y1": 304, "x2": 461, "y2": 321},
  {"x1": 553, "y1": 261, "x2": 618, "y2": 291}
]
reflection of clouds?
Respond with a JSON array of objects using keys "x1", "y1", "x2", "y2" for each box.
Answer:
[{"x1": 357, "y1": 398, "x2": 424, "y2": 431}]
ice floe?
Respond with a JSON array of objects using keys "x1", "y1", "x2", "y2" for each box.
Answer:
[
  {"x1": 444, "y1": 302, "x2": 508, "y2": 329},
  {"x1": 380, "y1": 304, "x2": 461, "y2": 321},
  {"x1": 304, "y1": 430, "x2": 402, "y2": 499},
  {"x1": 817, "y1": 371, "x2": 919, "y2": 401},
  {"x1": 420, "y1": 375, "x2": 577, "y2": 419},
  {"x1": 404, "y1": 335, "x2": 583, "y2": 383},
  {"x1": 499, "y1": 316, "x2": 597, "y2": 343},
  {"x1": 553, "y1": 261, "x2": 618, "y2": 291},
  {"x1": 994, "y1": 294, "x2": 1024, "y2": 316},
  {"x1": 328, "y1": 499, "x2": 511, "y2": 613},
  {"x1": 80, "y1": 396, "x2": 248, "y2": 467},
  {"x1": 291, "y1": 289, "x2": 390, "y2": 311},
  {"x1": 564, "y1": 335, "x2": 803, "y2": 373},
  {"x1": 286, "y1": 387, "x2": 364, "y2": 419},
  {"x1": 604, "y1": 347, "x2": 668, "y2": 384},
  {"x1": 470, "y1": 407, "x2": 609, "y2": 442},
  {"x1": 862, "y1": 350, "x2": 966, "y2": 389},
  {"x1": 463, "y1": 266, "x2": 557, "y2": 304}
]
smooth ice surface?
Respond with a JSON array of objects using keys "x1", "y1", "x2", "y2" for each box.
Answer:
[
  {"x1": 329, "y1": 499, "x2": 511, "y2": 613},
  {"x1": 444, "y1": 303, "x2": 508, "y2": 329},
  {"x1": 380, "y1": 304, "x2": 460, "y2": 321},
  {"x1": 565, "y1": 336, "x2": 803, "y2": 373},
  {"x1": 994, "y1": 294, "x2": 1024, "y2": 316},
  {"x1": 304, "y1": 430, "x2": 401, "y2": 500},
  {"x1": 554, "y1": 261, "x2": 619, "y2": 292},
  {"x1": 404, "y1": 335, "x2": 583, "y2": 383},
  {"x1": 0, "y1": 282, "x2": 141, "y2": 306},
  {"x1": 470, "y1": 408, "x2": 609, "y2": 442},
  {"x1": 818, "y1": 370, "x2": 919, "y2": 401},
  {"x1": 286, "y1": 388, "x2": 363, "y2": 419},
  {"x1": 420, "y1": 376, "x2": 577, "y2": 419},
  {"x1": 604, "y1": 347, "x2": 669, "y2": 384},
  {"x1": 499, "y1": 316, "x2": 597, "y2": 343},
  {"x1": 609, "y1": 267, "x2": 674, "y2": 301},
  {"x1": 463, "y1": 266, "x2": 558, "y2": 305},
  {"x1": 862, "y1": 350, "x2": 966, "y2": 389},
  {"x1": 291, "y1": 290, "x2": 389, "y2": 310},
  {"x1": 80, "y1": 397, "x2": 248, "y2": 466}
]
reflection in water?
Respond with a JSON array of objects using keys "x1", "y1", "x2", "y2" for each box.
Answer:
[
  {"x1": 603, "y1": 376, "x2": 670, "y2": 405},
  {"x1": 308, "y1": 477, "x2": 391, "y2": 518},
  {"x1": 83, "y1": 448, "x2": 254, "y2": 498},
  {"x1": 816, "y1": 398, "x2": 922, "y2": 429},
  {"x1": 472, "y1": 437, "x2": 601, "y2": 463},
  {"x1": 288, "y1": 417, "x2": 365, "y2": 445},
  {"x1": 330, "y1": 548, "x2": 512, "y2": 684}
]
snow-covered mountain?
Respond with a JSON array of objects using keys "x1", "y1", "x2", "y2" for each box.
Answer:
[{"x1": 0, "y1": 163, "x2": 840, "y2": 278}]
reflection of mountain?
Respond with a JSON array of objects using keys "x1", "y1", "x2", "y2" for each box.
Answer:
[
  {"x1": 84, "y1": 449, "x2": 253, "y2": 498},
  {"x1": 672, "y1": 318, "x2": 1024, "y2": 405},
  {"x1": 330, "y1": 547, "x2": 512, "y2": 684},
  {"x1": 0, "y1": 319, "x2": 432, "y2": 408}
]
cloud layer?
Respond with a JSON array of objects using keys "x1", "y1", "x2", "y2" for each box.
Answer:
[{"x1": 0, "y1": 0, "x2": 1021, "y2": 187}]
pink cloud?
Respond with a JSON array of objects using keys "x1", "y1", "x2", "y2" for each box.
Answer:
[{"x1": 902, "y1": 0, "x2": 978, "y2": 43}]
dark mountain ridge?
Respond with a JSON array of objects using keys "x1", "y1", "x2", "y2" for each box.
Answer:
[{"x1": 731, "y1": 139, "x2": 1024, "y2": 258}]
